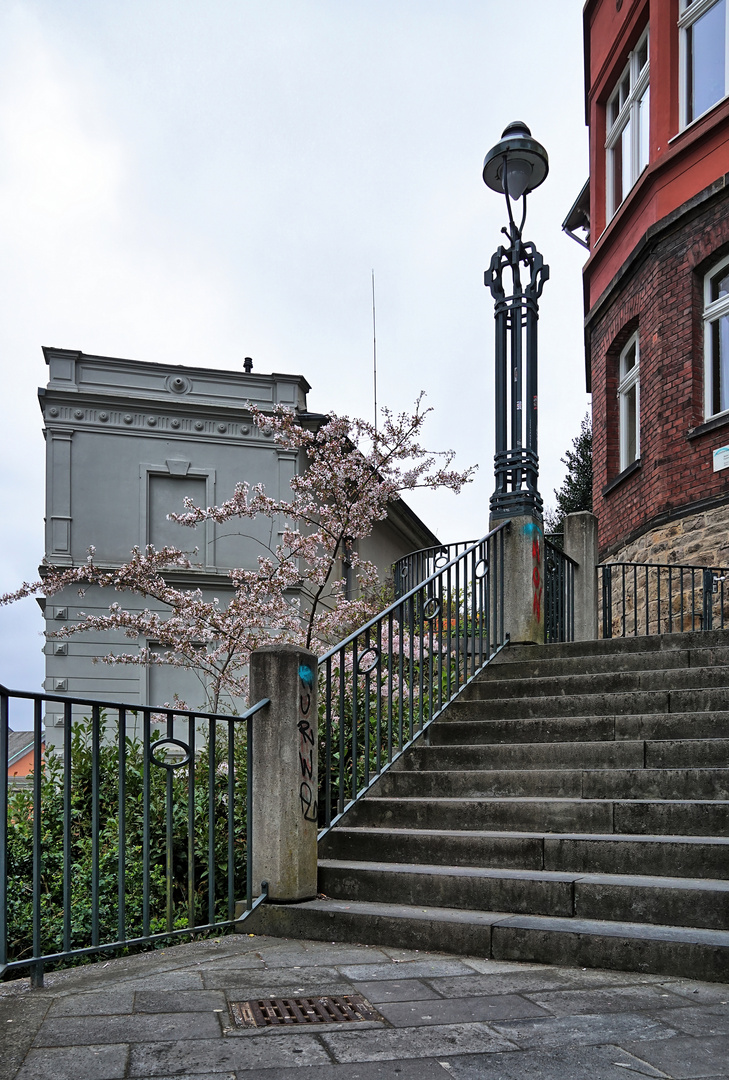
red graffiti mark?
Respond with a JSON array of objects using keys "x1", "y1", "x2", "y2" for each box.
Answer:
[{"x1": 532, "y1": 537, "x2": 543, "y2": 622}]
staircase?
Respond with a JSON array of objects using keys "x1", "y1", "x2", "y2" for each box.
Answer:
[{"x1": 250, "y1": 629, "x2": 729, "y2": 981}]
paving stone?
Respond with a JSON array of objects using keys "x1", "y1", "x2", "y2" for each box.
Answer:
[
  {"x1": 47, "y1": 991, "x2": 135, "y2": 1017},
  {"x1": 440, "y1": 1044, "x2": 671, "y2": 1079},
  {"x1": 338, "y1": 959, "x2": 476, "y2": 981},
  {"x1": 133, "y1": 990, "x2": 227, "y2": 1013},
  {"x1": 13, "y1": 1044, "x2": 129, "y2": 1080},
  {"x1": 350, "y1": 978, "x2": 442, "y2": 1003},
  {"x1": 459, "y1": 958, "x2": 558, "y2": 975},
  {"x1": 320, "y1": 1022, "x2": 517, "y2": 1062},
  {"x1": 623, "y1": 1035, "x2": 729, "y2": 1078},
  {"x1": 203, "y1": 964, "x2": 349, "y2": 992},
  {"x1": 99, "y1": 971, "x2": 206, "y2": 992},
  {"x1": 128, "y1": 1033, "x2": 332, "y2": 1074},
  {"x1": 0, "y1": 996, "x2": 52, "y2": 1080},
  {"x1": 648, "y1": 1004, "x2": 729, "y2": 1037},
  {"x1": 33, "y1": 1011, "x2": 221, "y2": 1047},
  {"x1": 526, "y1": 984, "x2": 690, "y2": 1016},
  {"x1": 489, "y1": 1011, "x2": 679, "y2": 1049},
  {"x1": 424, "y1": 970, "x2": 577, "y2": 997},
  {"x1": 374, "y1": 993, "x2": 550, "y2": 1027},
  {"x1": 658, "y1": 980, "x2": 729, "y2": 1004},
  {"x1": 231, "y1": 1063, "x2": 451, "y2": 1079}
]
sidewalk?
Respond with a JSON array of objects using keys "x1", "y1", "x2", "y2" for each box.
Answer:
[{"x1": 1, "y1": 931, "x2": 728, "y2": 1079}]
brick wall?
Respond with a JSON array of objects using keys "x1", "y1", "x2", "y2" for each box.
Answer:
[{"x1": 589, "y1": 186, "x2": 729, "y2": 560}]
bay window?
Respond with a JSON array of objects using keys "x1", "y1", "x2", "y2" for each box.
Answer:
[
  {"x1": 680, "y1": 0, "x2": 729, "y2": 127},
  {"x1": 619, "y1": 333, "x2": 640, "y2": 470},
  {"x1": 704, "y1": 255, "x2": 729, "y2": 418},
  {"x1": 606, "y1": 28, "x2": 649, "y2": 221}
]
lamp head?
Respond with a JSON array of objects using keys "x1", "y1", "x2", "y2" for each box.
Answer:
[{"x1": 483, "y1": 121, "x2": 549, "y2": 200}]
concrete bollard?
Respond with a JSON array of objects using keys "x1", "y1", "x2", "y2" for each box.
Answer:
[
  {"x1": 564, "y1": 511, "x2": 599, "y2": 641},
  {"x1": 249, "y1": 644, "x2": 318, "y2": 902},
  {"x1": 491, "y1": 513, "x2": 545, "y2": 644}
]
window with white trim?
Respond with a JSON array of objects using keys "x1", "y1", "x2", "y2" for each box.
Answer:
[
  {"x1": 618, "y1": 333, "x2": 640, "y2": 470},
  {"x1": 704, "y1": 254, "x2": 729, "y2": 418},
  {"x1": 679, "y1": 0, "x2": 729, "y2": 128},
  {"x1": 606, "y1": 28, "x2": 649, "y2": 221}
]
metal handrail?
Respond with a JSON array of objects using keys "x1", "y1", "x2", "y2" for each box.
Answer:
[
  {"x1": 598, "y1": 560, "x2": 729, "y2": 637},
  {"x1": 317, "y1": 521, "x2": 509, "y2": 838},
  {"x1": 544, "y1": 539, "x2": 577, "y2": 643},
  {"x1": 0, "y1": 690, "x2": 269, "y2": 987},
  {"x1": 393, "y1": 540, "x2": 478, "y2": 598}
]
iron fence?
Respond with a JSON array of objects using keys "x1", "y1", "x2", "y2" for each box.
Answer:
[
  {"x1": 545, "y1": 539, "x2": 576, "y2": 643},
  {"x1": 599, "y1": 562, "x2": 729, "y2": 637},
  {"x1": 317, "y1": 522, "x2": 508, "y2": 836},
  {"x1": 0, "y1": 689, "x2": 268, "y2": 987},
  {"x1": 394, "y1": 540, "x2": 478, "y2": 598}
]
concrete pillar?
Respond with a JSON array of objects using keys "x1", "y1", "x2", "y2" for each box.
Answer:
[
  {"x1": 564, "y1": 511, "x2": 599, "y2": 642},
  {"x1": 490, "y1": 513, "x2": 545, "y2": 644},
  {"x1": 249, "y1": 644, "x2": 318, "y2": 902}
]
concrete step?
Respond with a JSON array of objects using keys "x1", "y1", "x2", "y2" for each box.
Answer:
[
  {"x1": 318, "y1": 858, "x2": 729, "y2": 930},
  {"x1": 446, "y1": 688, "x2": 729, "y2": 720},
  {"x1": 247, "y1": 897, "x2": 729, "y2": 982},
  {"x1": 466, "y1": 664, "x2": 729, "y2": 702},
  {"x1": 403, "y1": 739, "x2": 646, "y2": 770},
  {"x1": 428, "y1": 711, "x2": 729, "y2": 744},
  {"x1": 485, "y1": 646, "x2": 729, "y2": 681},
  {"x1": 377, "y1": 767, "x2": 729, "y2": 800},
  {"x1": 494, "y1": 628, "x2": 729, "y2": 662},
  {"x1": 345, "y1": 795, "x2": 729, "y2": 835},
  {"x1": 319, "y1": 827, "x2": 729, "y2": 879}
]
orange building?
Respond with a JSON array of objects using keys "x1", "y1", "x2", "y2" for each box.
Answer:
[
  {"x1": 7, "y1": 730, "x2": 40, "y2": 786},
  {"x1": 571, "y1": 0, "x2": 729, "y2": 565}
]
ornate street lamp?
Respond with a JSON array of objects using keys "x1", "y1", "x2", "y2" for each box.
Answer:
[{"x1": 483, "y1": 121, "x2": 549, "y2": 520}]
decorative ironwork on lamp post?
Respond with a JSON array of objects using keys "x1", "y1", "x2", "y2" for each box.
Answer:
[{"x1": 483, "y1": 121, "x2": 549, "y2": 520}]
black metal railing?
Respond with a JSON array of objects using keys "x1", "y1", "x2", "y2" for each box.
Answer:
[
  {"x1": 394, "y1": 540, "x2": 478, "y2": 598},
  {"x1": 545, "y1": 539, "x2": 576, "y2": 643},
  {"x1": 0, "y1": 690, "x2": 268, "y2": 986},
  {"x1": 599, "y1": 562, "x2": 729, "y2": 637},
  {"x1": 317, "y1": 522, "x2": 508, "y2": 836}
]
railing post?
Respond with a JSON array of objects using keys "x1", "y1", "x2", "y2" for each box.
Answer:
[
  {"x1": 491, "y1": 513, "x2": 545, "y2": 644},
  {"x1": 703, "y1": 569, "x2": 714, "y2": 631},
  {"x1": 564, "y1": 511, "x2": 599, "y2": 641},
  {"x1": 249, "y1": 645, "x2": 318, "y2": 902}
]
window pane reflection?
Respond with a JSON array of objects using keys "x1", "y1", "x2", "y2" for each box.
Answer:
[
  {"x1": 688, "y1": 0, "x2": 726, "y2": 122},
  {"x1": 712, "y1": 314, "x2": 729, "y2": 415}
]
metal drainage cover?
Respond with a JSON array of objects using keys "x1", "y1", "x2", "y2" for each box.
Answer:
[{"x1": 230, "y1": 995, "x2": 377, "y2": 1028}]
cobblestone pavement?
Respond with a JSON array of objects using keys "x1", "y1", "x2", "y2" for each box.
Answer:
[{"x1": 1, "y1": 934, "x2": 728, "y2": 1079}]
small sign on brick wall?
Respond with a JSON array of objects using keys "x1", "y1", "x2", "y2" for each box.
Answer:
[{"x1": 713, "y1": 445, "x2": 729, "y2": 472}]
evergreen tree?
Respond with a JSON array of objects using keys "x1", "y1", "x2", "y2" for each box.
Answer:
[{"x1": 545, "y1": 413, "x2": 592, "y2": 537}]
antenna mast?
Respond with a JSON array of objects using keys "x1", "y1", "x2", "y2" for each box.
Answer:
[{"x1": 371, "y1": 269, "x2": 378, "y2": 435}]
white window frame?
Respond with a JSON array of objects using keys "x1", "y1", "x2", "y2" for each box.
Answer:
[
  {"x1": 606, "y1": 27, "x2": 650, "y2": 221},
  {"x1": 679, "y1": 0, "x2": 729, "y2": 129},
  {"x1": 618, "y1": 332, "x2": 641, "y2": 471},
  {"x1": 703, "y1": 252, "x2": 729, "y2": 419}
]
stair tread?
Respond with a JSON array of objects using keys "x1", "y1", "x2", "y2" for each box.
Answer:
[
  {"x1": 363, "y1": 795, "x2": 729, "y2": 805},
  {"x1": 280, "y1": 897, "x2": 729, "y2": 946},
  {"x1": 319, "y1": 858, "x2": 729, "y2": 892},
  {"x1": 329, "y1": 825, "x2": 729, "y2": 844}
]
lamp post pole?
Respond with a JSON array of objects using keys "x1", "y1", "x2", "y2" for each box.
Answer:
[{"x1": 483, "y1": 121, "x2": 550, "y2": 642}]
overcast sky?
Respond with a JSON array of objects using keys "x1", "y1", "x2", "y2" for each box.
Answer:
[{"x1": 0, "y1": 0, "x2": 589, "y2": 699}]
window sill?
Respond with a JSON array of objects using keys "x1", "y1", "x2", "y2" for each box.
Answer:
[
  {"x1": 671, "y1": 92, "x2": 729, "y2": 144},
  {"x1": 602, "y1": 458, "x2": 641, "y2": 496},
  {"x1": 687, "y1": 412, "x2": 729, "y2": 440}
]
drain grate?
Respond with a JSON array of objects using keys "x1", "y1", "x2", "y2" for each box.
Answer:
[{"x1": 230, "y1": 995, "x2": 377, "y2": 1028}]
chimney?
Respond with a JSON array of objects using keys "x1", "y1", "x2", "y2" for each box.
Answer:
[{"x1": 244, "y1": 357, "x2": 253, "y2": 373}]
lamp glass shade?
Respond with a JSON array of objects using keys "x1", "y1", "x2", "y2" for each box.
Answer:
[{"x1": 504, "y1": 158, "x2": 532, "y2": 200}]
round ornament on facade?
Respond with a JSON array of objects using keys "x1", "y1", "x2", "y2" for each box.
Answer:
[
  {"x1": 240, "y1": 425, "x2": 250, "y2": 435},
  {"x1": 217, "y1": 423, "x2": 227, "y2": 433},
  {"x1": 49, "y1": 407, "x2": 59, "y2": 417},
  {"x1": 170, "y1": 418, "x2": 180, "y2": 428},
  {"x1": 123, "y1": 414, "x2": 133, "y2": 424},
  {"x1": 74, "y1": 409, "x2": 84, "y2": 419},
  {"x1": 98, "y1": 412, "x2": 109, "y2": 422},
  {"x1": 195, "y1": 420, "x2": 204, "y2": 431},
  {"x1": 166, "y1": 374, "x2": 192, "y2": 395},
  {"x1": 147, "y1": 416, "x2": 157, "y2": 426},
  {"x1": 263, "y1": 427, "x2": 273, "y2": 437}
]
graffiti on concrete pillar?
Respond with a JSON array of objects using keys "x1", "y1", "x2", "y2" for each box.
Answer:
[
  {"x1": 532, "y1": 536, "x2": 542, "y2": 622},
  {"x1": 297, "y1": 663, "x2": 317, "y2": 821}
]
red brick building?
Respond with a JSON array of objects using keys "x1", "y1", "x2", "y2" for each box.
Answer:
[{"x1": 573, "y1": 0, "x2": 729, "y2": 565}]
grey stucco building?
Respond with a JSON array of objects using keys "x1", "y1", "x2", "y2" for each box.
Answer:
[{"x1": 39, "y1": 348, "x2": 438, "y2": 745}]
